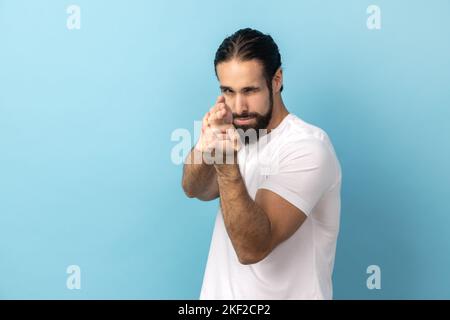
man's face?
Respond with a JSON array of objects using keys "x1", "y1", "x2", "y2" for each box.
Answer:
[{"x1": 216, "y1": 59, "x2": 273, "y2": 137}]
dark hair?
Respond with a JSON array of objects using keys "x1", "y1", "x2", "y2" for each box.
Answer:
[{"x1": 214, "y1": 28, "x2": 283, "y2": 93}]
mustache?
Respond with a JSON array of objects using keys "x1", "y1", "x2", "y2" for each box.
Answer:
[{"x1": 232, "y1": 112, "x2": 261, "y2": 119}]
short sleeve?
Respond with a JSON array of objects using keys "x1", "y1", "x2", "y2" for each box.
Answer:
[{"x1": 258, "y1": 139, "x2": 337, "y2": 216}]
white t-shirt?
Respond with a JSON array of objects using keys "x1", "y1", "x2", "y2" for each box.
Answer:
[{"x1": 199, "y1": 113, "x2": 342, "y2": 300}]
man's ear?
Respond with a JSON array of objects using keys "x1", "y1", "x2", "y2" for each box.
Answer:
[{"x1": 272, "y1": 67, "x2": 283, "y2": 93}]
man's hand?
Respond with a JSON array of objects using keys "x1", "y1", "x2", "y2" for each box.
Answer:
[{"x1": 195, "y1": 96, "x2": 241, "y2": 161}]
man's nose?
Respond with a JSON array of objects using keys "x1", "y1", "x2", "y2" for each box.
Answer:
[{"x1": 234, "y1": 94, "x2": 248, "y2": 115}]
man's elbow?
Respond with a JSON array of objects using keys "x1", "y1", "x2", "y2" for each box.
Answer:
[
  {"x1": 181, "y1": 180, "x2": 196, "y2": 198},
  {"x1": 183, "y1": 188, "x2": 196, "y2": 199},
  {"x1": 181, "y1": 182, "x2": 216, "y2": 201},
  {"x1": 237, "y1": 248, "x2": 271, "y2": 265}
]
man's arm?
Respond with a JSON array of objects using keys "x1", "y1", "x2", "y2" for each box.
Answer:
[
  {"x1": 181, "y1": 95, "x2": 233, "y2": 201},
  {"x1": 215, "y1": 162, "x2": 307, "y2": 265},
  {"x1": 182, "y1": 146, "x2": 219, "y2": 201}
]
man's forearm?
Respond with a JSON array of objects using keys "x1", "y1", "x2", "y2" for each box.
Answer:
[
  {"x1": 182, "y1": 147, "x2": 217, "y2": 200},
  {"x1": 215, "y1": 163, "x2": 272, "y2": 264}
]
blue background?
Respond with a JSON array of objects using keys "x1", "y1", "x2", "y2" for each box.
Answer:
[{"x1": 1, "y1": 0, "x2": 449, "y2": 299}]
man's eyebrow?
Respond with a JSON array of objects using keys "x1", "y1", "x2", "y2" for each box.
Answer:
[
  {"x1": 220, "y1": 85, "x2": 260, "y2": 92},
  {"x1": 241, "y1": 86, "x2": 260, "y2": 91},
  {"x1": 220, "y1": 85, "x2": 233, "y2": 91}
]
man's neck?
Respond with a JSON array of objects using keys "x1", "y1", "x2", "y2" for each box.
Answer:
[{"x1": 266, "y1": 95, "x2": 289, "y2": 132}]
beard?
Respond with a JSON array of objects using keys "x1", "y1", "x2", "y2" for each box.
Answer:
[{"x1": 232, "y1": 92, "x2": 274, "y2": 145}]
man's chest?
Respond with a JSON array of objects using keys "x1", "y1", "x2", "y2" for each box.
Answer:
[{"x1": 237, "y1": 142, "x2": 279, "y2": 199}]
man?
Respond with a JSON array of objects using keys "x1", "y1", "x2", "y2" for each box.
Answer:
[{"x1": 182, "y1": 28, "x2": 342, "y2": 299}]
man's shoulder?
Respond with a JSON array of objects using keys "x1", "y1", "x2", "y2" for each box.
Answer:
[
  {"x1": 279, "y1": 114, "x2": 332, "y2": 147},
  {"x1": 274, "y1": 115, "x2": 341, "y2": 186}
]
